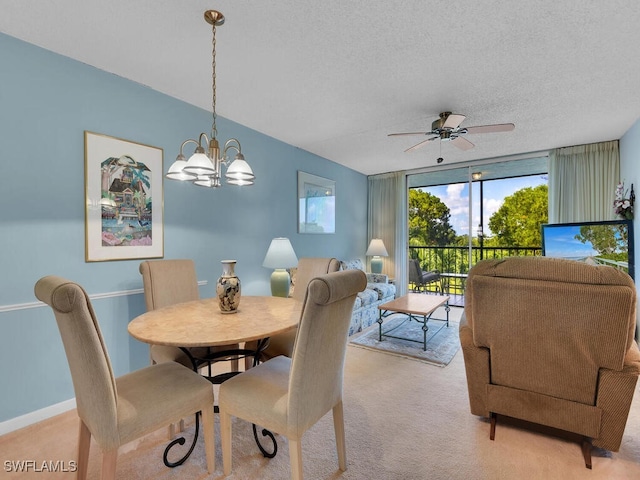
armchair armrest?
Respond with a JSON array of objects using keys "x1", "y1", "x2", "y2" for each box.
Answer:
[
  {"x1": 366, "y1": 273, "x2": 389, "y2": 283},
  {"x1": 623, "y1": 340, "x2": 640, "y2": 375}
]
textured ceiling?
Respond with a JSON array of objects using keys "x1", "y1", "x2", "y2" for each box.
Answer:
[{"x1": 2, "y1": 1, "x2": 640, "y2": 175}]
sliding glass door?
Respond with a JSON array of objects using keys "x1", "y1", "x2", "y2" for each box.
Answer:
[{"x1": 407, "y1": 156, "x2": 548, "y2": 305}]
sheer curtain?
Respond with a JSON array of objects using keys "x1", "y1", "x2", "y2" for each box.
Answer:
[
  {"x1": 368, "y1": 172, "x2": 408, "y2": 296},
  {"x1": 548, "y1": 140, "x2": 619, "y2": 223}
]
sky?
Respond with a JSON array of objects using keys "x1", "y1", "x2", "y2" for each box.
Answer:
[
  {"x1": 542, "y1": 225, "x2": 599, "y2": 259},
  {"x1": 420, "y1": 174, "x2": 548, "y2": 236}
]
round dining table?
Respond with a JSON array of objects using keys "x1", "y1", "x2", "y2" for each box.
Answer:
[
  {"x1": 128, "y1": 295, "x2": 302, "y2": 348},
  {"x1": 128, "y1": 295, "x2": 303, "y2": 465}
]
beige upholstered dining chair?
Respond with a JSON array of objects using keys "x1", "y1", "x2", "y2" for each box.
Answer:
[
  {"x1": 460, "y1": 256, "x2": 640, "y2": 469},
  {"x1": 219, "y1": 269, "x2": 367, "y2": 480},
  {"x1": 35, "y1": 275, "x2": 215, "y2": 480},
  {"x1": 261, "y1": 257, "x2": 341, "y2": 360},
  {"x1": 140, "y1": 259, "x2": 239, "y2": 371}
]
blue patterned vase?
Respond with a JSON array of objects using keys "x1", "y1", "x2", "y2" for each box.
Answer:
[{"x1": 217, "y1": 260, "x2": 241, "y2": 314}]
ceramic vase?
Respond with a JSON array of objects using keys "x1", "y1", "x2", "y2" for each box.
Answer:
[{"x1": 217, "y1": 260, "x2": 241, "y2": 314}]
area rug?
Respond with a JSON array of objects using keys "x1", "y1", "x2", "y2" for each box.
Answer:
[{"x1": 350, "y1": 311, "x2": 460, "y2": 367}]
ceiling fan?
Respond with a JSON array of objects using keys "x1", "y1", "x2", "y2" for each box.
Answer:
[{"x1": 388, "y1": 112, "x2": 515, "y2": 152}]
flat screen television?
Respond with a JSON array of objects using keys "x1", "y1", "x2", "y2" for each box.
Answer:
[{"x1": 541, "y1": 219, "x2": 634, "y2": 280}]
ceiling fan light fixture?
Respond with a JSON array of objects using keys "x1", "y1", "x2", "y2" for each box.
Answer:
[{"x1": 388, "y1": 111, "x2": 515, "y2": 154}]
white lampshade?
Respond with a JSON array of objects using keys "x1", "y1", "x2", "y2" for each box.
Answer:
[
  {"x1": 165, "y1": 155, "x2": 197, "y2": 181},
  {"x1": 366, "y1": 239, "x2": 388, "y2": 257},
  {"x1": 226, "y1": 153, "x2": 255, "y2": 184},
  {"x1": 183, "y1": 152, "x2": 216, "y2": 176},
  {"x1": 263, "y1": 238, "x2": 298, "y2": 269},
  {"x1": 263, "y1": 238, "x2": 298, "y2": 297}
]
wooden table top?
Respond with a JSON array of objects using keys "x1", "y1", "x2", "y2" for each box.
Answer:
[
  {"x1": 128, "y1": 296, "x2": 302, "y2": 348},
  {"x1": 378, "y1": 293, "x2": 450, "y2": 316}
]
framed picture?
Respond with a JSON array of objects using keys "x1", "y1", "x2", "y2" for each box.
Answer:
[
  {"x1": 298, "y1": 171, "x2": 335, "y2": 234},
  {"x1": 85, "y1": 131, "x2": 164, "y2": 262}
]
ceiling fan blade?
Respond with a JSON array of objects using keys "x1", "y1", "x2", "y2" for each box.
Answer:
[
  {"x1": 451, "y1": 136, "x2": 475, "y2": 151},
  {"x1": 405, "y1": 137, "x2": 437, "y2": 153},
  {"x1": 443, "y1": 114, "x2": 466, "y2": 130},
  {"x1": 465, "y1": 123, "x2": 515, "y2": 134},
  {"x1": 388, "y1": 132, "x2": 430, "y2": 137}
]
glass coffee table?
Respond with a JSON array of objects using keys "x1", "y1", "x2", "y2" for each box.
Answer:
[{"x1": 377, "y1": 293, "x2": 450, "y2": 351}]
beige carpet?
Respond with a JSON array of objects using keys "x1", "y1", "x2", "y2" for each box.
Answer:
[
  {"x1": 350, "y1": 306, "x2": 459, "y2": 366},
  {"x1": 2, "y1": 326, "x2": 640, "y2": 479}
]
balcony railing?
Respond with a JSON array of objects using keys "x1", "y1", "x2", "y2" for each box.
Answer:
[{"x1": 408, "y1": 245, "x2": 542, "y2": 305}]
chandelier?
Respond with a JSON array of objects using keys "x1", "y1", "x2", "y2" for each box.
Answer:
[{"x1": 166, "y1": 10, "x2": 255, "y2": 188}]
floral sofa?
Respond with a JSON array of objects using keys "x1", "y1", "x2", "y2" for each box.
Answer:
[{"x1": 339, "y1": 259, "x2": 397, "y2": 335}]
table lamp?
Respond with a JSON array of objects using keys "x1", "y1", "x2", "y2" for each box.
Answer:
[
  {"x1": 263, "y1": 237, "x2": 299, "y2": 297},
  {"x1": 366, "y1": 238, "x2": 388, "y2": 274}
]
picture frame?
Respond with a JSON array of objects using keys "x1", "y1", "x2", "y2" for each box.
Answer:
[
  {"x1": 298, "y1": 171, "x2": 335, "y2": 234},
  {"x1": 84, "y1": 131, "x2": 164, "y2": 262}
]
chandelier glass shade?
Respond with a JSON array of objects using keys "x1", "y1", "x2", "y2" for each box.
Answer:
[{"x1": 166, "y1": 10, "x2": 255, "y2": 188}]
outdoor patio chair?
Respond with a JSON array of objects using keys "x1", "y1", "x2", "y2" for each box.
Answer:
[{"x1": 408, "y1": 258, "x2": 441, "y2": 293}]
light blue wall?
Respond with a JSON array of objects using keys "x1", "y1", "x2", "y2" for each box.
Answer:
[
  {"x1": 0, "y1": 33, "x2": 368, "y2": 422},
  {"x1": 620, "y1": 116, "x2": 640, "y2": 338},
  {"x1": 620, "y1": 116, "x2": 640, "y2": 276},
  {"x1": 620, "y1": 117, "x2": 640, "y2": 200}
]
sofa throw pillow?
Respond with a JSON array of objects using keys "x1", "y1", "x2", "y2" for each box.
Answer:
[{"x1": 340, "y1": 259, "x2": 365, "y2": 272}]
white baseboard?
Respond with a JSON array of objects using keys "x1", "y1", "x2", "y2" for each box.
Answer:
[{"x1": 0, "y1": 398, "x2": 76, "y2": 436}]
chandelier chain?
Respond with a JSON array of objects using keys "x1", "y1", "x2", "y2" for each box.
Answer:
[
  {"x1": 166, "y1": 10, "x2": 254, "y2": 187},
  {"x1": 211, "y1": 22, "x2": 218, "y2": 139}
]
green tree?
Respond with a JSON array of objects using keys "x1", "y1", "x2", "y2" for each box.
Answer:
[
  {"x1": 408, "y1": 189, "x2": 456, "y2": 246},
  {"x1": 488, "y1": 185, "x2": 548, "y2": 247},
  {"x1": 575, "y1": 224, "x2": 627, "y2": 258}
]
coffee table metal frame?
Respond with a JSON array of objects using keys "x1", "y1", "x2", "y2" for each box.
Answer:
[{"x1": 377, "y1": 293, "x2": 450, "y2": 351}]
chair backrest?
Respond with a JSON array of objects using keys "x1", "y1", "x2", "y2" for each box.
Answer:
[
  {"x1": 292, "y1": 257, "x2": 340, "y2": 302},
  {"x1": 465, "y1": 256, "x2": 637, "y2": 405},
  {"x1": 140, "y1": 259, "x2": 199, "y2": 310},
  {"x1": 34, "y1": 276, "x2": 119, "y2": 448},
  {"x1": 408, "y1": 258, "x2": 422, "y2": 283},
  {"x1": 287, "y1": 269, "x2": 367, "y2": 436}
]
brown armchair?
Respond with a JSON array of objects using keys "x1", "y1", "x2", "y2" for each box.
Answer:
[{"x1": 460, "y1": 256, "x2": 640, "y2": 468}]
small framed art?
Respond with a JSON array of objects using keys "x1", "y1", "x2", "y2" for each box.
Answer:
[{"x1": 298, "y1": 171, "x2": 335, "y2": 234}]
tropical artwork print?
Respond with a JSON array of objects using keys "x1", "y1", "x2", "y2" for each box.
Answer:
[
  {"x1": 100, "y1": 155, "x2": 153, "y2": 247},
  {"x1": 85, "y1": 131, "x2": 163, "y2": 262}
]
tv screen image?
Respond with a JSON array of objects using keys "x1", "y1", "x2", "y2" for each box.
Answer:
[{"x1": 541, "y1": 220, "x2": 634, "y2": 280}]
